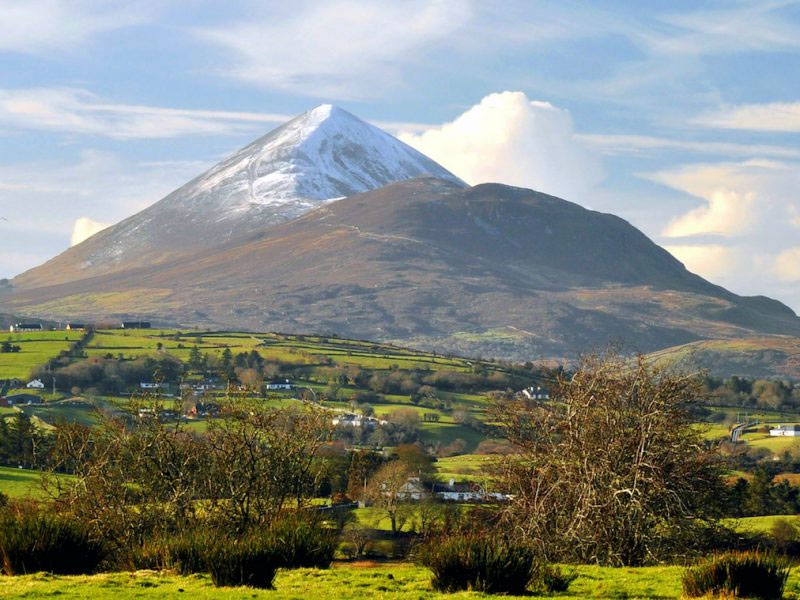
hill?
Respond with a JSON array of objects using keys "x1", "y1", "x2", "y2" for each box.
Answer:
[
  {"x1": 5, "y1": 177, "x2": 799, "y2": 361},
  {"x1": 647, "y1": 336, "x2": 800, "y2": 380}
]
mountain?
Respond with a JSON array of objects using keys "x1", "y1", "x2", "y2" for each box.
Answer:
[
  {"x1": 646, "y1": 337, "x2": 800, "y2": 380},
  {"x1": 12, "y1": 104, "x2": 463, "y2": 289},
  {"x1": 6, "y1": 177, "x2": 800, "y2": 361}
]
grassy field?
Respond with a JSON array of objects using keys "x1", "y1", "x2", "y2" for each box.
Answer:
[
  {"x1": 0, "y1": 466, "x2": 75, "y2": 499},
  {"x1": 724, "y1": 514, "x2": 800, "y2": 534},
  {"x1": 740, "y1": 429, "x2": 800, "y2": 453},
  {"x1": 10, "y1": 561, "x2": 800, "y2": 599},
  {"x1": 0, "y1": 330, "x2": 83, "y2": 379},
  {"x1": 0, "y1": 562, "x2": 690, "y2": 599}
]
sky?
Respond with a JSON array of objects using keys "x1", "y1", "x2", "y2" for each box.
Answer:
[{"x1": 0, "y1": 0, "x2": 799, "y2": 311}]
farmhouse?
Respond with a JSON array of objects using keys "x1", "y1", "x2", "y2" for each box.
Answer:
[
  {"x1": 26, "y1": 379, "x2": 45, "y2": 389},
  {"x1": 331, "y1": 413, "x2": 387, "y2": 428},
  {"x1": 521, "y1": 385, "x2": 549, "y2": 400},
  {"x1": 265, "y1": 379, "x2": 293, "y2": 390},
  {"x1": 66, "y1": 323, "x2": 87, "y2": 331},
  {"x1": 396, "y1": 477, "x2": 426, "y2": 501},
  {"x1": 139, "y1": 382, "x2": 164, "y2": 389},
  {"x1": 9, "y1": 323, "x2": 42, "y2": 332},
  {"x1": 770, "y1": 424, "x2": 800, "y2": 437},
  {"x1": 121, "y1": 321, "x2": 151, "y2": 329}
]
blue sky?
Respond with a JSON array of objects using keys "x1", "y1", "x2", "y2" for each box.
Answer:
[{"x1": 1, "y1": 0, "x2": 799, "y2": 310}]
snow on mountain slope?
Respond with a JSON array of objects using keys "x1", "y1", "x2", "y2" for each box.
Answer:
[
  {"x1": 14, "y1": 105, "x2": 465, "y2": 281},
  {"x1": 171, "y1": 104, "x2": 464, "y2": 219}
]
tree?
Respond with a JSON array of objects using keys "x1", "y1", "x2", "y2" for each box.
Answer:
[
  {"x1": 491, "y1": 353, "x2": 726, "y2": 566},
  {"x1": 367, "y1": 460, "x2": 413, "y2": 536},
  {"x1": 394, "y1": 444, "x2": 435, "y2": 479},
  {"x1": 346, "y1": 450, "x2": 384, "y2": 501},
  {"x1": 188, "y1": 345, "x2": 204, "y2": 371}
]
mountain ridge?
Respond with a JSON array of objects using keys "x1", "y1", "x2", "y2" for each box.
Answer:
[{"x1": 6, "y1": 177, "x2": 799, "y2": 361}]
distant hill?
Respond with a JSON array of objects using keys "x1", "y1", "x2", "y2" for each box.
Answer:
[
  {"x1": 646, "y1": 336, "x2": 800, "y2": 380},
  {"x1": 6, "y1": 177, "x2": 800, "y2": 362}
]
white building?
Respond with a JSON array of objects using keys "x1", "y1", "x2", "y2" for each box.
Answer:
[
  {"x1": 26, "y1": 379, "x2": 45, "y2": 389},
  {"x1": 770, "y1": 424, "x2": 800, "y2": 437},
  {"x1": 265, "y1": 379, "x2": 293, "y2": 390},
  {"x1": 10, "y1": 323, "x2": 43, "y2": 332},
  {"x1": 522, "y1": 386, "x2": 549, "y2": 400}
]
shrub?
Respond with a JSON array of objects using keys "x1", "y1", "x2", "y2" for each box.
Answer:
[
  {"x1": 682, "y1": 551, "x2": 789, "y2": 599},
  {"x1": 205, "y1": 533, "x2": 280, "y2": 589},
  {"x1": 537, "y1": 565, "x2": 577, "y2": 593},
  {"x1": 0, "y1": 510, "x2": 106, "y2": 575},
  {"x1": 416, "y1": 533, "x2": 537, "y2": 594},
  {"x1": 135, "y1": 529, "x2": 210, "y2": 574},
  {"x1": 269, "y1": 513, "x2": 337, "y2": 569}
]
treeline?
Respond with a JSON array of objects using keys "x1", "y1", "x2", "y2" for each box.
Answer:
[
  {"x1": 701, "y1": 375, "x2": 800, "y2": 411},
  {"x1": 31, "y1": 355, "x2": 183, "y2": 395}
]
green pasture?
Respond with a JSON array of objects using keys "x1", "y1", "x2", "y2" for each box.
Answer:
[
  {"x1": 0, "y1": 330, "x2": 83, "y2": 379},
  {"x1": 434, "y1": 454, "x2": 496, "y2": 481},
  {"x1": 0, "y1": 562, "x2": 755, "y2": 599},
  {"x1": 724, "y1": 514, "x2": 800, "y2": 534},
  {"x1": 740, "y1": 429, "x2": 800, "y2": 453},
  {"x1": 0, "y1": 466, "x2": 74, "y2": 499}
]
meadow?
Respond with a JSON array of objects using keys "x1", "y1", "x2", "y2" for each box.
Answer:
[
  {"x1": 0, "y1": 330, "x2": 84, "y2": 379},
  {"x1": 7, "y1": 562, "x2": 800, "y2": 599}
]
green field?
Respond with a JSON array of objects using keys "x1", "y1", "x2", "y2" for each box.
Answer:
[
  {"x1": 10, "y1": 561, "x2": 800, "y2": 599},
  {"x1": 740, "y1": 429, "x2": 800, "y2": 453},
  {"x1": 0, "y1": 330, "x2": 84, "y2": 379},
  {"x1": 0, "y1": 466, "x2": 76, "y2": 499},
  {"x1": 724, "y1": 514, "x2": 800, "y2": 534},
  {"x1": 435, "y1": 454, "x2": 496, "y2": 481},
  {"x1": 0, "y1": 563, "x2": 686, "y2": 599}
]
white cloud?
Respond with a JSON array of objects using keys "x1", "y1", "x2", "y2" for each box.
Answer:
[
  {"x1": 649, "y1": 158, "x2": 800, "y2": 311},
  {"x1": 0, "y1": 0, "x2": 148, "y2": 54},
  {"x1": 774, "y1": 247, "x2": 800, "y2": 283},
  {"x1": 398, "y1": 91, "x2": 602, "y2": 202},
  {"x1": 195, "y1": 0, "x2": 472, "y2": 97},
  {"x1": 70, "y1": 217, "x2": 110, "y2": 246},
  {"x1": 579, "y1": 133, "x2": 800, "y2": 160},
  {"x1": 696, "y1": 101, "x2": 800, "y2": 133},
  {"x1": 664, "y1": 189, "x2": 755, "y2": 238},
  {"x1": 0, "y1": 88, "x2": 294, "y2": 139},
  {"x1": 645, "y1": 3, "x2": 800, "y2": 56},
  {"x1": 663, "y1": 244, "x2": 743, "y2": 282}
]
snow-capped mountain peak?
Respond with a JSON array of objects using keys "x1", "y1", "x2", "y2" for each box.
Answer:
[
  {"x1": 43, "y1": 105, "x2": 465, "y2": 272},
  {"x1": 176, "y1": 103, "x2": 464, "y2": 219}
]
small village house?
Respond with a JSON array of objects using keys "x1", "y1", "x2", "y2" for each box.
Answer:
[
  {"x1": 770, "y1": 424, "x2": 800, "y2": 437},
  {"x1": 26, "y1": 379, "x2": 45, "y2": 390}
]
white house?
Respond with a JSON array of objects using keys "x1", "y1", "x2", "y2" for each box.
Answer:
[
  {"x1": 770, "y1": 424, "x2": 800, "y2": 437},
  {"x1": 10, "y1": 323, "x2": 43, "y2": 332},
  {"x1": 26, "y1": 379, "x2": 45, "y2": 389},
  {"x1": 140, "y1": 382, "x2": 163, "y2": 389},
  {"x1": 522, "y1": 386, "x2": 549, "y2": 400},
  {"x1": 265, "y1": 379, "x2": 293, "y2": 390},
  {"x1": 331, "y1": 413, "x2": 387, "y2": 427}
]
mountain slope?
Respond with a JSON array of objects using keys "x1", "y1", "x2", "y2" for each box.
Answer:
[
  {"x1": 6, "y1": 178, "x2": 799, "y2": 361},
  {"x1": 12, "y1": 105, "x2": 463, "y2": 289}
]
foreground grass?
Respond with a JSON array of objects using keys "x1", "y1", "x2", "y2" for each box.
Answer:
[
  {"x1": 0, "y1": 563, "x2": 689, "y2": 599},
  {"x1": 17, "y1": 562, "x2": 800, "y2": 598}
]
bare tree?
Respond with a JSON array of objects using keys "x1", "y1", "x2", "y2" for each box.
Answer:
[
  {"x1": 490, "y1": 353, "x2": 726, "y2": 566},
  {"x1": 367, "y1": 460, "x2": 413, "y2": 536}
]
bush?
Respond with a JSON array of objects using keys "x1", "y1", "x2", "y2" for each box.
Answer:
[
  {"x1": 682, "y1": 551, "x2": 789, "y2": 599},
  {"x1": 205, "y1": 533, "x2": 280, "y2": 589},
  {"x1": 135, "y1": 529, "x2": 210, "y2": 574},
  {"x1": 0, "y1": 510, "x2": 106, "y2": 575},
  {"x1": 537, "y1": 565, "x2": 577, "y2": 593},
  {"x1": 270, "y1": 514, "x2": 337, "y2": 569},
  {"x1": 416, "y1": 533, "x2": 537, "y2": 594}
]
